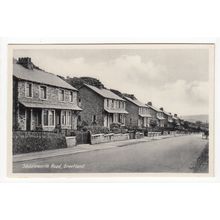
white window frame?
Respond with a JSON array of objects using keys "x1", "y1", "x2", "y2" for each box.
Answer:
[
  {"x1": 59, "y1": 89, "x2": 65, "y2": 102},
  {"x1": 42, "y1": 109, "x2": 55, "y2": 127},
  {"x1": 25, "y1": 82, "x2": 33, "y2": 98},
  {"x1": 61, "y1": 110, "x2": 72, "y2": 126},
  {"x1": 39, "y1": 85, "x2": 47, "y2": 100}
]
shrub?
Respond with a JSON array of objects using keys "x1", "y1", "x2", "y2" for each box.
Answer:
[
  {"x1": 83, "y1": 125, "x2": 110, "y2": 134},
  {"x1": 110, "y1": 123, "x2": 121, "y2": 130},
  {"x1": 13, "y1": 131, "x2": 67, "y2": 155}
]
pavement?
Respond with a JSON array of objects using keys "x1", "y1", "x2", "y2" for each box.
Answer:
[
  {"x1": 13, "y1": 134, "x2": 208, "y2": 173},
  {"x1": 13, "y1": 134, "x2": 186, "y2": 163}
]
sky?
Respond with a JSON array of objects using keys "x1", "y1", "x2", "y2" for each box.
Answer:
[{"x1": 14, "y1": 46, "x2": 210, "y2": 116}]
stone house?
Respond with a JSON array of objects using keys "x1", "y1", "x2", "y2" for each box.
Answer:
[
  {"x1": 13, "y1": 57, "x2": 82, "y2": 131},
  {"x1": 167, "y1": 112, "x2": 174, "y2": 128},
  {"x1": 172, "y1": 114, "x2": 181, "y2": 127},
  {"x1": 159, "y1": 107, "x2": 174, "y2": 128},
  {"x1": 124, "y1": 96, "x2": 151, "y2": 128},
  {"x1": 78, "y1": 84, "x2": 128, "y2": 128},
  {"x1": 147, "y1": 102, "x2": 165, "y2": 128}
]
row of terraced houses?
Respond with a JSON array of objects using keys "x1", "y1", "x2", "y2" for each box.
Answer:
[{"x1": 13, "y1": 57, "x2": 188, "y2": 132}]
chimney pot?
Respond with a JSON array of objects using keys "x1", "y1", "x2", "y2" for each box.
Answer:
[
  {"x1": 17, "y1": 57, "x2": 33, "y2": 70},
  {"x1": 147, "y1": 101, "x2": 152, "y2": 106}
]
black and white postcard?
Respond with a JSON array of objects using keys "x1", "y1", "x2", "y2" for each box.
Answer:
[{"x1": 7, "y1": 44, "x2": 214, "y2": 177}]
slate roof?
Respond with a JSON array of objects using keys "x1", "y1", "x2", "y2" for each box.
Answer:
[
  {"x1": 13, "y1": 59, "x2": 77, "y2": 91},
  {"x1": 162, "y1": 110, "x2": 171, "y2": 116},
  {"x1": 19, "y1": 98, "x2": 82, "y2": 111},
  {"x1": 147, "y1": 104, "x2": 162, "y2": 112},
  {"x1": 157, "y1": 115, "x2": 165, "y2": 120},
  {"x1": 123, "y1": 96, "x2": 146, "y2": 107},
  {"x1": 83, "y1": 84, "x2": 125, "y2": 101}
]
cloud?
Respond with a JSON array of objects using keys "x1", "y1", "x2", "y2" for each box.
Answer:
[
  {"x1": 14, "y1": 50, "x2": 209, "y2": 115},
  {"x1": 150, "y1": 80, "x2": 209, "y2": 115}
]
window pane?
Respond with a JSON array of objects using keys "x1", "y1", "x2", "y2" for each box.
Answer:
[
  {"x1": 49, "y1": 111, "x2": 55, "y2": 126},
  {"x1": 62, "y1": 90, "x2": 64, "y2": 101},
  {"x1": 68, "y1": 111, "x2": 71, "y2": 125},
  {"x1": 70, "y1": 91, "x2": 73, "y2": 102},
  {"x1": 40, "y1": 86, "x2": 46, "y2": 99},
  {"x1": 61, "y1": 111, "x2": 66, "y2": 125},
  {"x1": 26, "y1": 83, "x2": 32, "y2": 97},
  {"x1": 43, "y1": 110, "x2": 48, "y2": 126}
]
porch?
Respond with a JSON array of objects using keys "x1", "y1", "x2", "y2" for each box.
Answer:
[
  {"x1": 104, "y1": 112, "x2": 126, "y2": 128},
  {"x1": 24, "y1": 108, "x2": 78, "y2": 131}
]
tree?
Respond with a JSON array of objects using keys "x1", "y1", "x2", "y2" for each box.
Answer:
[
  {"x1": 183, "y1": 121, "x2": 189, "y2": 130},
  {"x1": 110, "y1": 89, "x2": 124, "y2": 98},
  {"x1": 65, "y1": 76, "x2": 105, "y2": 89},
  {"x1": 172, "y1": 120, "x2": 177, "y2": 130},
  {"x1": 149, "y1": 119, "x2": 157, "y2": 129}
]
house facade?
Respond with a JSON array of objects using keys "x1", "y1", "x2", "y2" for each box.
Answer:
[
  {"x1": 147, "y1": 102, "x2": 165, "y2": 128},
  {"x1": 172, "y1": 114, "x2": 181, "y2": 128},
  {"x1": 159, "y1": 107, "x2": 174, "y2": 128},
  {"x1": 13, "y1": 57, "x2": 82, "y2": 131},
  {"x1": 78, "y1": 84, "x2": 128, "y2": 128},
  {"x1": 124, "y1": 96, "x2": 151, "y2": 128},
  {"x1": 167, "y1": 113, "x2": 174, "y2": 128}
]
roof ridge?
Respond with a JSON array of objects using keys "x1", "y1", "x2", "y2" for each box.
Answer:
[{"x1": 14, "y1": 60, "x2": 78, "y2": 91}]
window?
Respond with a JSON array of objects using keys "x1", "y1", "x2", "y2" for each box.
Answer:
[
  {"x1": 61, "y1": 111, "x2": 66, "y2": 125},
  {"x1": 122, "y1": 102, "x2": 125, "y2": 109},
  {"x1": 70, "y1": 91, "x2": 73, "y2": 102},
  {"x1": 78, "y1": 98, "x2": 81, "y2": 106},
  {"x1": 59, "y1": 89, "x2": 65, "y2": 101},
  {"x1": 43, "y1": 110, "x2": 48, "y2": 126},
  {"x1": 49, "y1": 111, "x2": 55, "y2": 126},
  {"x1": 92, "y1": 115, "x2": 96, "y2": 122},
  {"x1": 40, "y1": 86, "x2": 47, "y2": 99},
  {"x1": 25, "y1": 82, "x2": 33, "y2": 98},
  {"x1": 43, "y1": 110, "x2": 55, "y2": 126},
  {"x1": 61, "y1": 110, "x2": 71, "y2": 125},
  {"x1": 78, "y1": 115, "x2": 81, "y2": 122},
  {"x1": 107, "y1": 99, "x2": 109, "y2": 107},
  {"x1": 111, "y1": 100, "x2": 114, "y2": 108}
]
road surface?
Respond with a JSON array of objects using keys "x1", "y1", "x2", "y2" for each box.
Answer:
[{"x1": 13, "y1": 134, "x2": 208, "y2": 173}]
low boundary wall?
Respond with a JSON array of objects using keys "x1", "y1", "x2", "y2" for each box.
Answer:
[
  {"x1": 65, "y1": 136, "x2": 77, "y2": 148},
  {"x1": 91, "y1": 133, "x2": 129, "y2": 145}
]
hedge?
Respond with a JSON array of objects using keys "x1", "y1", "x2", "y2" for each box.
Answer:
[{"x1": 13, "y1": 131, "x2": 67, "y2": 155}]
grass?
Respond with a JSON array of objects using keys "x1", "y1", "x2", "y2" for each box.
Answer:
[{"x1": 193, "y1": 143, "x2": 209, "y2": 173}]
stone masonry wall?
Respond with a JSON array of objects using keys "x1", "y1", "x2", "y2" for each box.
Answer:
[
  {"x1": 125, "y1": 101, "x2": 139, "y2": 127},
  {"x1": 78, "y1": 86, "x2": 104, "y2": 126},
  {"x1": 18, "y1": 80, "x2": 78, "y2": 106}
]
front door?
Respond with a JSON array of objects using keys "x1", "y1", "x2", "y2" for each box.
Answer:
[{"x1": 26, "y1": 109, "x2": 31, "y2": 131}]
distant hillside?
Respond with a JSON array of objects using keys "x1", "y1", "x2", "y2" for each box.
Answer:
[{"x1": 181, "y1": 114, "x2": 208, "y2": 123}]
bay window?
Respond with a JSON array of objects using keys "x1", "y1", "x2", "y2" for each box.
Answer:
[
  {"x1": 61, "y1": 110, "x2": 71, "y2": 126},
  {"x1": 43, "y1": 110, "x2": 55, "y2": 126}
]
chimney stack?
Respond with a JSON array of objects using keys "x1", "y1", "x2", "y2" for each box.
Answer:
[
  {"x1": 147, "y1": 101, "x2": 152, "y2": 106},
  {"x1": 160, "y1": 107, "x2": 164, "y2": 111},
  {"x1": 17, "y1": 57, "x2": 34, "y2": 70},
  {"x1": 174, "y1": 114, "x2": 177, "y2": 117}
]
